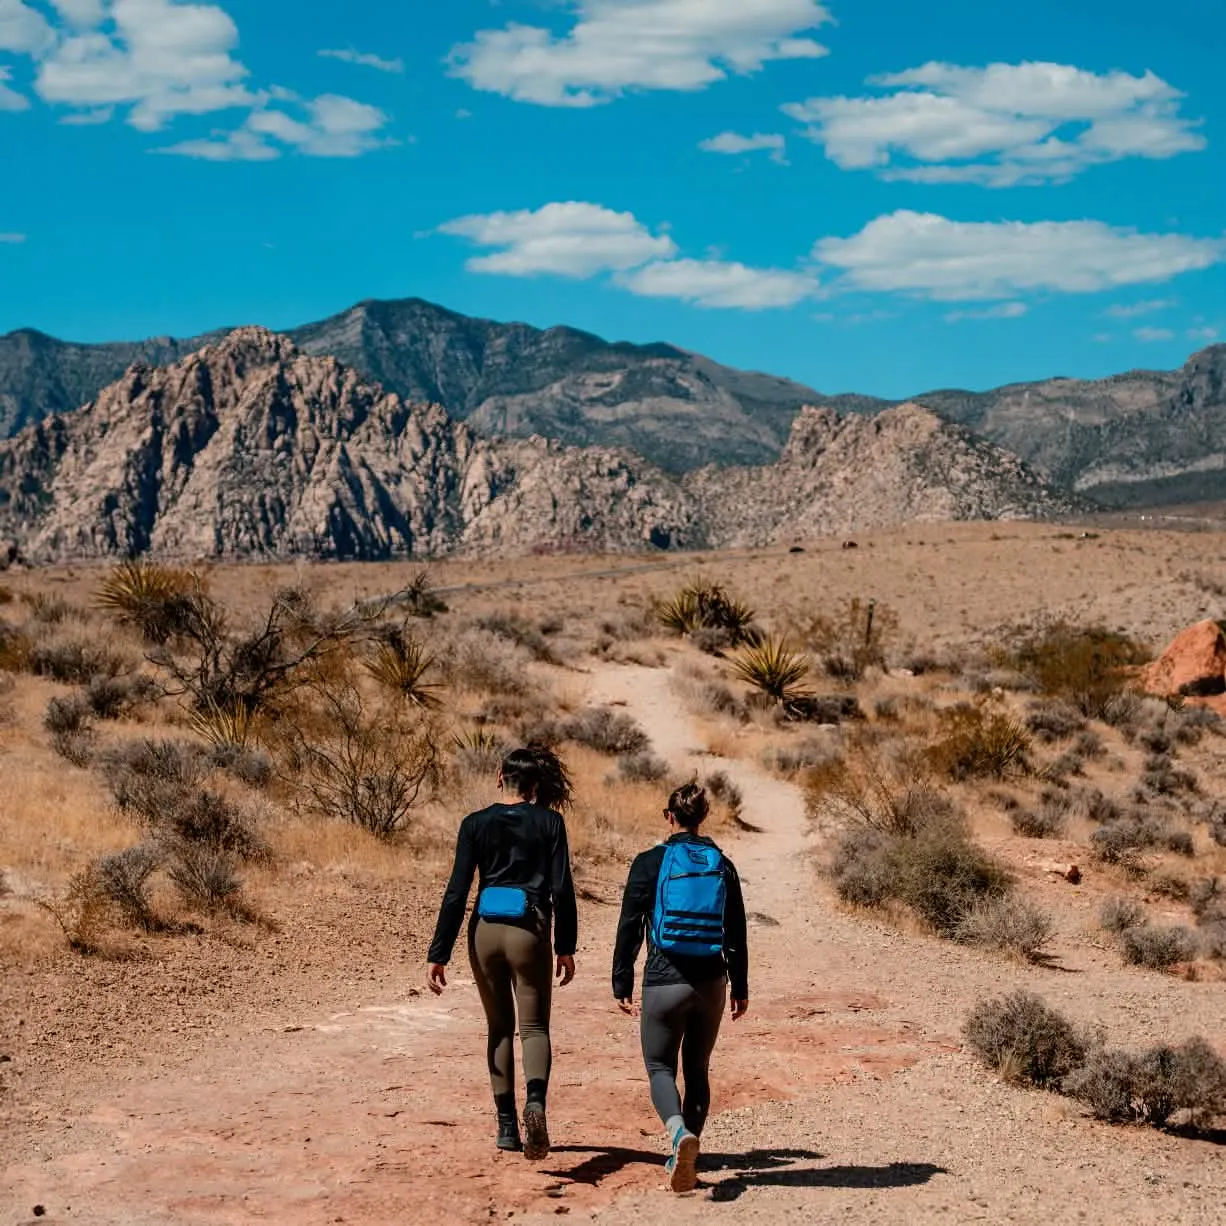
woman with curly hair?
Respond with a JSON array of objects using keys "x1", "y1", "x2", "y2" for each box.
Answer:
[{"x1": 427, "y1": 745, "x2": 578, "y2": 1160}]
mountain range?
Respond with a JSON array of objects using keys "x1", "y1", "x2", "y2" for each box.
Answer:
[
  {"x1": 1, "y1": 296, "x2": 1222, "y2": 512},
  {"x1": 0, "y1": 328, "x2": 1069, "y2": 564}
]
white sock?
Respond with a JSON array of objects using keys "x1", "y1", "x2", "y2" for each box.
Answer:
[{"x1": 665, "y1": 1114, "x2": 686, "y2": 1144}]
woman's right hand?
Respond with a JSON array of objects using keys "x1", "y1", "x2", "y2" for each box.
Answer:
[
  {"x1": 427, "y1": 963, "x2": 448, "y2": 995},
  {"x1": 617, "y1": 998, "x2": 638, "y2": 1017}
]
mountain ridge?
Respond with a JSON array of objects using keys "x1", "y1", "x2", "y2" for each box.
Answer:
[{"x1": 0, "y1": 328, "x2": 1072, "y2": 565}]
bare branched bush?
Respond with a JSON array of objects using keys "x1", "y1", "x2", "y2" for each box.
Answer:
[
  {"x1": 290, "y1": 682, "x2": 440, "y2": 839},
  {"x1": 928, "y1": 701, "x2": 1031, "y2": 781},
  {"x1": 791, "y1": 597, "x2": 899, "y2": 682},
  {"x1": 963, "y1": 992, "x2": 1087, "y2": 1088},
  {"x1": 102, "y1": 738, "x2": 207, "y2": 819},
  {"x1": 956, "y1": 896, "x2": 1055, "y2": 962}
]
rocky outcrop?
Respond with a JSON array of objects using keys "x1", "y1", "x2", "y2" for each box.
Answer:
[
  {"x1": 684, "y1": 403, "x2": 1073, "y2": 547},
  {"x1": 0, "y1": 330, "x2": 1069, "y2": 563},
  {"x1": 1141, "y1": 621, "x2": 1226, "y2": 699}
]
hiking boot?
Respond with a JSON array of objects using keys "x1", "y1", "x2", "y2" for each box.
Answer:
[
  {"x1": 496, "y1": 1114, "x2": 523, "y2": 1153},
  {"x1": 522, "y1": 1102, "x2": 550, "y2": 1161},
  {"x1": 665, "y1": 1128, "x2": 700, "y2": 1193}
]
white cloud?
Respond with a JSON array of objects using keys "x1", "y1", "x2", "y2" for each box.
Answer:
[
  {"x1": 943, "y1": 301, "x2": 1028, "y2": 323},
  {"x1": 1134, "y1": 326, "x2": 1175, "y2": 342},
  {"x1": 52, "y1": 0, "x2": 105, "y2": 25},
  {"x1": 58, "y1": 104, "x2": 112, "y2": 123},
  {"x1": 0, "y1": 0, "x2": 54, "y2": 54},
  {"x1": 1188, "y1": 327, "x2": 1219, "y2": 343},
  {"x1": 699, "y1": 130, "x2": 786, "y2": 161},
  {"x1": 439, "y1": 202, "x2": 678, "y2": 277},
  {"x1": 319, "y1": 48, "x2": 403, "y2": 74},
  {"x1": 813, "y1": 211, "x2": 1223, "y2": 300},
  {"x1": 618, "y1": 258, "x2": 819, "y2": 308},
  {"x1": 1104, "y1": 298, "x2": 1175, "y2": 318},
  {"x1": 34, "y1": 0, "x2": 257, "y2": 130},
  {"x1": 450, "y1": 0, "x2": 832, "y2": 107},
  {"x1": 162, "y1": 93, "x2": 391, "y2": 160},
  {"x1": 0, "y1": 231, "x2": 26, "y2": 243},
  {"x1": 784, "y1": 60, "x2": 1205, "y2": 186},
  {"x1": 0, "y1": 64, "x2": 30, "y2": 109}
]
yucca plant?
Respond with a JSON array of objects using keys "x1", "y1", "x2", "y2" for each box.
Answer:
[
  {"x1": 656, "y1": 580, "x2": 759, "y2": 644},
  {"x1": 190, "y1": 702, "x2": 257, "y2": 750},
  {"x1": 452, "y1": 727, "x2": 507, "y2": 775},
  {"x1": 732, "y1": 635, "x2": 811, "y2": 705},
  {"x1": 96, "y1": 560, "x2": 198, "y2": 644},
  {"x1": 656, "y1": 588, "x2": 702, "y2": 636},
  {"x1": 366, "y1": 637, "x2": 443, "y2": 708}
]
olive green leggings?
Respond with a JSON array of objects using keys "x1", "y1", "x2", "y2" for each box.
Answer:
[{"x1": 469, "y1": 916, "x2": 553, "y2": 1103}]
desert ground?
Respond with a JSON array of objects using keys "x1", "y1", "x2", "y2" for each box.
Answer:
[{"x1": 4, "y1": 521, "x2": 1226, "y2": 1225}]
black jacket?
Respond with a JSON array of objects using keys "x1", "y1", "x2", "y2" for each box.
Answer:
[
  {"x1": 427, "y1": 802, "x2": 578, "y2": 965},
  {"x1": 612, "y1": 833, "x2": 749, "y2": 1002}
]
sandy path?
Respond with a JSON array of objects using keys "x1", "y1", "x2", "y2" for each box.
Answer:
[
  {"x1": 6, "y1": 662, "x2": 1226, "y2": 1224},
  {"x1": 1, "y1": 664, "x2": 931, "y2": 1224}
]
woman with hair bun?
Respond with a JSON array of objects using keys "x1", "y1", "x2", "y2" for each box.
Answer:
[
  {"x1": 612, "y1": 782, "x2": 750, "y2": 1193},
  {"x1": 427, "y1": 745, "x2": 578, "y2": 1160}
]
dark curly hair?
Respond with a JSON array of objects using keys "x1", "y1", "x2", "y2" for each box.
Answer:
[
  {"x1": 667, "y1": 782, "x2": 709, "y2": 830},
  {"x1": 501, "y1": 745, "x2": 574, "y2": 811}
]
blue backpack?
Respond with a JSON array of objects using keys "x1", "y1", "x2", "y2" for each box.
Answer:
[{"x1": 651, "y1": 841, "x2": 727, "y2": 957}]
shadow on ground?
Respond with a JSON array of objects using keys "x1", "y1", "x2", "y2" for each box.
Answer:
[{"x1": 547, "y1": 1145, "x2": 947, "y2": 1200}]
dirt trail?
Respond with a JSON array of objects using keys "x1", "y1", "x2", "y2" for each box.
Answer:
[
  {"x1": 1, "y1": 664, "x2": 930, "y2": 1224},
  {"x1": 6, "y1": 663, "x2": 1226, "y2": 1225}
]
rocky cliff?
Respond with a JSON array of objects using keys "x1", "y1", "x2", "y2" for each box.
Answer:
[{"x1": 0, "y1": 330, "x2": 1069, "y2": 563}]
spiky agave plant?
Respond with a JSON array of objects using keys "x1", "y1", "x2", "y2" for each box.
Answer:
[
  {"x1": 732, "y1": 635, "x2": 811, "y2": 705},
  {"x1": 366, "y1": 637, "x2": 443, "y2": 709},
  {"x1": 656, "y1": 588, "x2": 702, "y2": 636},
  {"x1": 190, "y1": 702, "x2": 257, "y2": 749},
  {"x1": 96, "y1": 560, "x2": 197, "y2": 644}
]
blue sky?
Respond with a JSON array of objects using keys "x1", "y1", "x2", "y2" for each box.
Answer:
[{"x1": 0, "y1": 0, "x2": 1222, "y2": 398}]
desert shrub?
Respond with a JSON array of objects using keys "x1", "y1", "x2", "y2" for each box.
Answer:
[
  {"x1": 792, "y1": 597, "x2": 899, "y2": 682},
  {"x1": 1074, "y1": 729, "x2": 1105, "y2": 759},
  {"x1": 1091, "y1": 814, "x2": 1172, "y2": 864},
  {"x1": 1150, "y1": 870, "x2": 1191, "y2": 901},
  {"x1": 94, "y1": 843, "x2": 162, "y2": 930},
  {"x1": 785, "y1": 694, "x2": 865, "y2": 724},
  {"x1": 84, "y1": 672, "x2": 161, "y2": 720},
  {"x1": 1190, "y1": 877, "x2": 1226, "y2": 925},
  {"x1": 452, "y1": 728, "x2": 508, "y2": 778},
  {"x1": 1100, "y1": 896, "x2": 1147, "y2": 933},
  {"x1": 1025, "y1": 700, "x2": 1087, "y2": 743},
  {"x1": 1011, "y1": 796, "x2": 1068, "y2": 839},
  {"x1": 1199, "y1": 921, "x2": 1226, "y2": 960},
  {"x1": 677, "y1": 676, "x2": 751, "y2": 723},
  {"x1": 1072, "y1": 787, "x2": 1121, "y2": 824},
  {"x1": 1140, "y1": 754, "x2": 1198, "y2": 797},
  {"x1": 444, "y1": 628, "x2": 533, "y2": 695},
  {"x1": 25, "y1": 593, "x2": 74, "y2": 625},
  {"x1": 157, "y1": 789, "x2": 265, "y2": 859},
  {"x1": 1065, "y1": 1039, "x2": 1226, "y2": 1128},
  {"x1": 691, "y1": 626, "x2": 735, "y2": 656},
  {"x1": 28, "y1": 637, "x2": 127, "y2": 685},
  {"x1": 0, "y1": 616, "x2": 30, "y2": 671},
  {"x1": 1166, "y1": 829, "x2": 1196, "y2": 857},
  {"x1": 997, "y1": 621, "x2": 1149, "y2": 718},
  {"x1": 704, "y1": 771, "x2": 744, "y2": 810},
  {"x1": 166, "y1": 842, "x2": 243, "y2": 911},
  {"x1": 1170, "y1": 704, "x2": 1221, "y2": 745},
  {"x1": 956, "y1": 895, "x2": 1055, "y2": 961},
  {"x1": 395, "y1": 570, "x2": 448, "y2": 619},
  {"x1": 963, "y1": 992, "x2": 1087, "y2": 1088},
  {"x1": 830, "y1": 800, "x2": 1012, "y2": 937},
  {"x1": 617, "y1": 751, "x2": 670, "y2": 783},
  {"x1": 732, "y1": 636, "x2": 811, "y2": 707},
  {"x1": 44, "y1": 694, "x2": 96, "y2": 765},
  {"x1": 1137, "y1": 726, "x2": 1173, "y2": 754},
  {"x1": 474, "y1": 611, "x2": 560, "y2": 664},
  {"x1": 1119, "y1": 924, "x2": 1199, "y2": 970},
  {"x1": 928, "y1": 701, "x2": 1031, "y2": 781},
  {"x1": 656, "y1": 580, "x2": 758, "y2": 646},
  {"x1": 765, "y1": 737, "x2": 840, "y2": 777},
  {"x1": 208, "y1": 744, "x2": 274, "y2": 788},
  {"x1": 563, "y1": 707, "x2": 650, "y2": 756},
  {"x1": 365, "y1": 632, "x2": 443, "y2": 707},
  {"x1": 874, "y1": 697, "x2": 900, "y2": 722},
  {"x1": 290, "y1": 683, "x2": 440, "y2": 839},
  {"x1": 102, "y1": 738, "x2": 207, "y2": 818}
]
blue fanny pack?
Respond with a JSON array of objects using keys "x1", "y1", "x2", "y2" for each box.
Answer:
[{"x1": 477, "y1": 886, "x2": 530, "y2": 921}]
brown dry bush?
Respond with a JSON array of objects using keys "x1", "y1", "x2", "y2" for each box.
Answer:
[
  {"x1": 956, "y1": 896, "x2": 1055, "y2": 962},
  {"x1": 28, "y1": 636, "x2": 128, "y2": 685},
  {"x1": 996, "y1": 621, "x2": 1149, "y2": 719},
  {"x1": 927, "y1": 701, "x2": 1031, "y2": 781},
  {"x1": 560, "y1": 706, "x2": 651, "y2": 756},
  {"x1": 1025, "y1": 700, "x2": 1087, "y2": 743},
  {"x1": 792, "y1": 597, "x2": 899, "y2": 682},
  {"x1": 93, "y1": 843, "x2": 162, "y2": 930},
  {"x1": 963, "y1": 992, "x2": 1088, "y2": 1088},
  {"x1": 1118, "y1": 924, "x2": 1199, "y2": 970},
  {"x1": 473, "y1": 611, "x2": 562, "y2": 664},
  {"x1": 1010, "y1": 792, "x2": 1069, "y2": 839},
  {"x1": 166, "y1": 842, "x2": 244, "y2": 912},
  {"x1": 1100, "y1": 897, "x2": 1147, "y2": 934},
  {"x1": 44, "y1": 694, "x2": 96, "y2": 766}
]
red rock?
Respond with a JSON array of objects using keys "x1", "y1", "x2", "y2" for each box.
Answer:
[{"x1": 1142, "y1": 619, "x2": 1226, "y2": 698}]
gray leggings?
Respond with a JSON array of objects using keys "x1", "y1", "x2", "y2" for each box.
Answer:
[{"x1": 640, "y1": 977, "x2": 727, "y2": 1136}]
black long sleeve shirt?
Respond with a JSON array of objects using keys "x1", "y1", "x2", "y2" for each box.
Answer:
[
  {"x1": 611, "y1": 833, "x2": 749, "y2": 1002},
  {"x1": 427, "y1": 802, "x2": 578, "y2": 965}
]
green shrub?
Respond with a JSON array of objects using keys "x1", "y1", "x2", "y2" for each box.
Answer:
[{"x1": 963, "y1": 992, "x2": 1087, "y2": 1088}]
